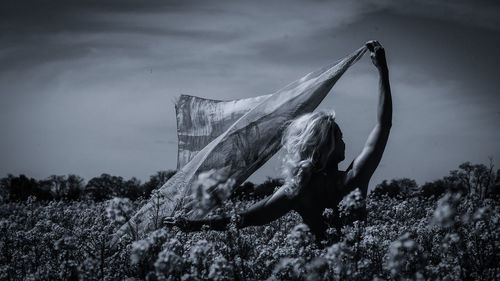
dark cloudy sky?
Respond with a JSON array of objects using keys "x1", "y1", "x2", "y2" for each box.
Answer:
[{"x1": 1, "y1": 0, "x2": 499, "y2": 189}]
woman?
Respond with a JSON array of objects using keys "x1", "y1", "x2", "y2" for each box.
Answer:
[{"x1": 165, "y1": 40, "x2": 392, "y2": 244}]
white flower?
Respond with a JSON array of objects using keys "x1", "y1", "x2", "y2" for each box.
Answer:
[
  {"x1": 105, "y1": 197, "x2": 133, "y2": 224},
  {"x1": 191, "y1": 169, "x2": 236, "y2": 216},
  {"x1": 338, "y1": 188, "x2": 365, "y2": 219}
]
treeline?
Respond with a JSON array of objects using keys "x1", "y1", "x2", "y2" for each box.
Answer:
[
  {"x1": 1, "y1": 161, "x2": 499, "y2": 203},
  {"x1": 0, "y1": 170, "x2": 285, "y2": 203},
  {"x1": 372, "y1": 161, "x2": 500, "y2": 199},
  {"x1": 0, "y1": 170, "x2": 176, "y2": 202}
]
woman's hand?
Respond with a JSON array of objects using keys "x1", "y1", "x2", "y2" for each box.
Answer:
[
  {"x1": 365, "y1": 40, "x2": 388, "y2": 73},
  {"x1": 163, "y1": 216, "x2": 189, "y2": 230}
]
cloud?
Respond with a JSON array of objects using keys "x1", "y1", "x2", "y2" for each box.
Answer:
[
  {"x1": 4, "y1": 0, "x2": 496, "y2": 76},
  {"x1": 363, "y1": 0, "x2": 500, "y2": 30}
]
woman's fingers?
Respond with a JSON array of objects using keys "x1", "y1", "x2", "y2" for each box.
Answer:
[
  {"x1": 164, "y1": 217, "x2": 176, "y2": 226},
  {"x1": 365, "y1": 40, "x2": 387, "y2": 71},
  {"x1": 365, "y1": 40, "x2": 378, "y2": 51},
  {"x1": 365, "y1": 40, "x2": 382, "y2": 52},
  {"x1": 366, "y1": 41, "x2": 374, "y2": 52}
]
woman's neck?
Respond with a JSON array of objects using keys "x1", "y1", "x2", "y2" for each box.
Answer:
[{"x1": 325, "y1": 158, "x2": 339, "y2": 172}]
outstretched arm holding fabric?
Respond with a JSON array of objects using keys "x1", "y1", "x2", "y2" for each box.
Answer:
[
  {"x1": 344, "y1": 40, "x2": 392, "y2": 197},
  {"x1": 164, "y1": 184, "x2": 297, "y2": 231}
]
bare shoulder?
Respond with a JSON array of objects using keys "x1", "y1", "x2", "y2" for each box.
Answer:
[
  {"x1": 340, "y1": 162, "x2": 368, "y2": 196},
  {"x1": 341, "y1": 161, "x2": 356, "y2": 187}
]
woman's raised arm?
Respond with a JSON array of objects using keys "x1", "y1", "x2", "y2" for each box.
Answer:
[{"x1": 345, "y1": 40, "x2": 392, "y2": 196}]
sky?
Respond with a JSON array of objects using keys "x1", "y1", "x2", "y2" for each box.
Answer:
[{"x1": 1, "y1": 0, "x2": 499, "y2": 189}]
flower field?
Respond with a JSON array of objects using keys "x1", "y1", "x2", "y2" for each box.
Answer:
[{"x1": 0, "y1": 162, "x2": 498, "y2": 280}]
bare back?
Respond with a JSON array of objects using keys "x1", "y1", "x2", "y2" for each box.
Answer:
[{"x1": 292, "y1": 167, "x2": 354, "y2": 242}]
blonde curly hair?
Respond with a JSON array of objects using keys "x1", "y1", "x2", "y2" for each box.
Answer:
[{"x1": 281, "y1": 111, "x2": 337, "y2": 193}]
